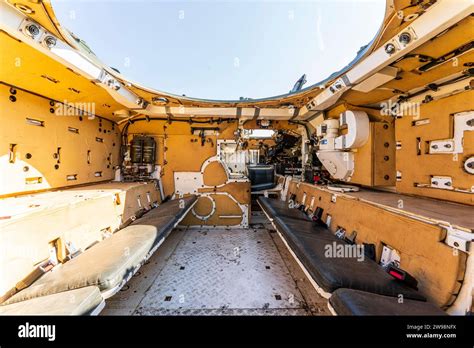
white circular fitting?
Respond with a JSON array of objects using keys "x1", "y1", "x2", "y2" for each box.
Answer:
[
  {"x1": 463, "y1": 156, "x2": 474, "y2": 175},
  {"x1": 191, "y1": 195, "x2": 216, "y2": 221}
]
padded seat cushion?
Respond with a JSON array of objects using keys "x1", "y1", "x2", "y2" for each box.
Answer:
[
  {"x1": 3, "y1": 196, "x2": 197, "y2": 306},
  {"x1": 0, "y1": 286, "x2": 103, "y2": 315},
  {"x1": 131, "y1": 213, "x2": 176, "y2": 233},
  {"x1": 258, "y1": 197, "x2": 310, "y2": 221},
  {"x1": 330, "y1": 289, "x2": 446, "y2": 315},
  {"x1": 3, "y1": 225, "x2": 163, "y2": 305},
  {"x1": 135, "y1": 195, "x2": 196, "y2": 227},
  {"x1": 153, "y1": 195, "x2": 197, "y2": 219},
  {"x1": 274, "y1": 215, "x2": 425, "y2": 301},
  {"x1": 248, "y1": 165, "x2": 275, "y2": 192}
]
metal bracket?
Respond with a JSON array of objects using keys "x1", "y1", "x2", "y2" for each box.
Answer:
[
  {"x1": 445, "y1": 226, "x2": 473, "y2": 253},
  {"x1": 396, "y1": 171, "x2": 402, "y2": 181},
  {"x1": 428, "y1": 111, "x2": 474, "y2": 154},
  {"x1": 430, "y1": 176, "x2": 453, "y2": 190}
]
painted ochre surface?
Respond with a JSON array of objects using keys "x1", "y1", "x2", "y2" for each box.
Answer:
[
  {"x1": 350, "y1": 122, "x2": 396, "y2": 186},
  {"x1": 124, "y1": 120, "x2": 254, "y2": 226},
  {"x1": 395, "y1": 91, "x2": 474, "y2": 205},
  {"x1": 1, "y1": 0, "x2": 473, "y2": 314},
  {"x1": 0, "y1": 32, "x2": 124, "y2": 120},
  {"x1": 0, "y1": 84, "x2": 120, "y2": 197},
  {"x1": 287, "y1": 180, "x2": 466, "y2": 308},
  {"x1": 123, "y1": 120, "x2": 297, "y2": 227}
]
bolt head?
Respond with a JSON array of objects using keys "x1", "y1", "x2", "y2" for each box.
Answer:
[{"x1": 385, "y1": 43, "x2": 396, "y2": 55}]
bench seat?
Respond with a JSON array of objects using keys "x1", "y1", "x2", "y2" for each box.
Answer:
[
  {"x1": 258, "y1": 196, "x2": 311, "y2": 221},
  {"x1": 330, "y1": 289, "x2": 445, "y2": 315},
  {"x1": 2, "y1": 196, "x2": 197, "y2": 307},
  {"x1": 0, "y1": 287, "x2": 104, "y2": 315},
  {"x1": 258, "y1": 197, "x2": 425, "y2": 301},
  {"x1": 149, "y1": 195, "x2": 197, "y2": 219}
]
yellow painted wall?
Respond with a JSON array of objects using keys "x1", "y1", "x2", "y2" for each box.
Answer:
[
  {"x1": 395, "y1": 91, "x2": 474, "y2": 205},
  {"x1": 0, "y1": 84, "x2": 121, "y2": 197}
]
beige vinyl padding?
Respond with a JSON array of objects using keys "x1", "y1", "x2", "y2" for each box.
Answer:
[
  {"x1": 3, "y1": 224, "x2": 163, "y2": 305},
  {"x1": 0, "y1": 181, "x2": 160, "y2": 300},
  {"x1": 286, "y1": 180, "x2": 467, "y2": 308},
  {"x1": 0, "y1": 286, "x2": 103, "y2": 315},
  {"x1": 2, "y1": 195, "x2": 196, "y2": 306}
]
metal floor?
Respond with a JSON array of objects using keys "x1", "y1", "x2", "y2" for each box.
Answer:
[{"x1": 102, "y1": 212, "x2": 330, "y2": 316}]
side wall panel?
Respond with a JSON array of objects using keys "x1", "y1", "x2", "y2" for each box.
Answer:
[{"x1": 0, "y1": 84, "x2": 121, "y2": 197}]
